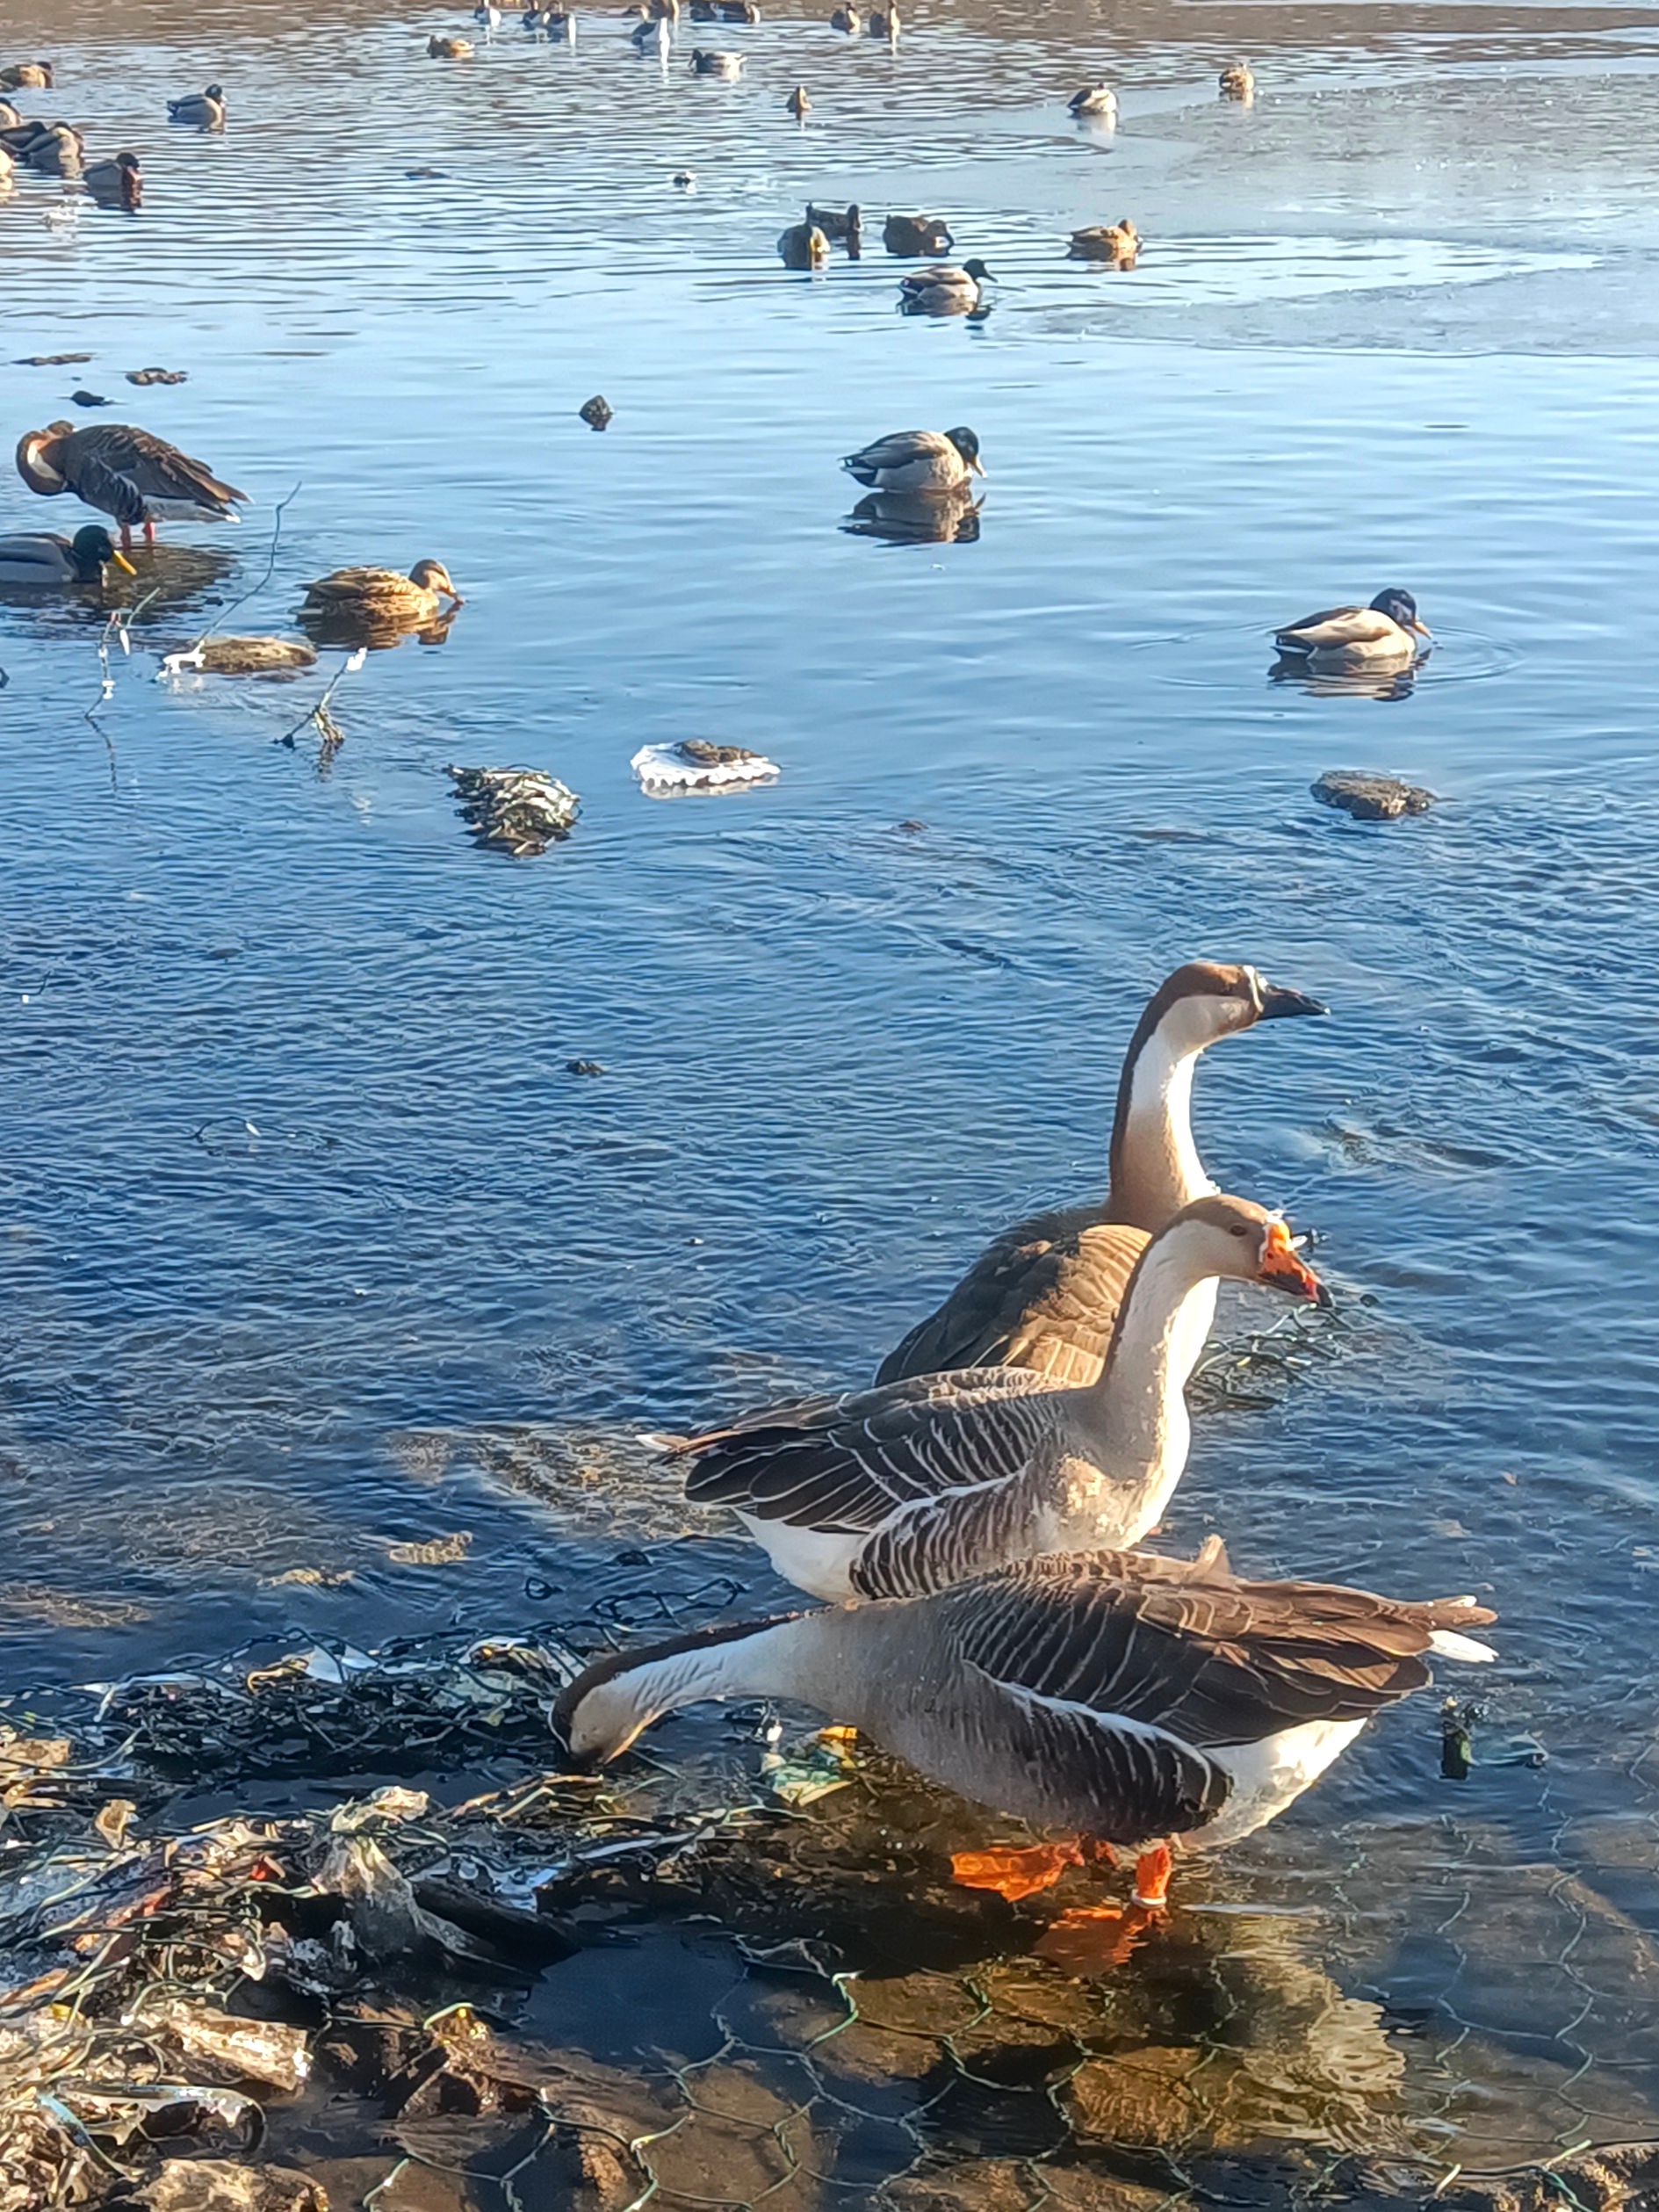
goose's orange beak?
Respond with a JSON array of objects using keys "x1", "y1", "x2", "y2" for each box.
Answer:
[{"x1": 1257, "y1": 1219, "x2": 1324, "y2": 1303}]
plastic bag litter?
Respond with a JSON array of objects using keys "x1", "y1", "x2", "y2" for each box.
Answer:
[
  {"x1": 144, "y1": 2004, "x2": 311, "y2": 2094},
  {"x1": 329, "y1": 1786, "x2": 430, "y2": 1834}
]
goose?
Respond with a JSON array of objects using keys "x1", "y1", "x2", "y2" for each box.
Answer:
[
  {"x1": 842, "y1": 426, "x2": 984, "y2": 494},
  {"x1": 786, "y1": 84, "x2": 810, "y2": 119},
  {"x1": 660, "y1": 1194, "x2": 1324, "y2": 1603},
  {"x1": 559, "y1": 1538, "x2": 1497, "y2": 1921},
  {"x1": 690, "y1": 46, "x2": 742, "y2": 71},
  {"x1": 778, "y1": 219, "x2": 831, "y2": 270},
  {"x1": 167, "y1": 83, "x2": 226, "y2": 127},
  {"x1": 82, "y1": 151, "x2": 141, "y2": 208},
  {"x1": 807, "y1": 200, "x2": 861, "y2": 252},
  {"x1": 16, "y1": 422, "x2": 247, "y2": 548},
  {"x1": 1070, "y1": 217, "x2": 1137, "y2": 261},
  {"x1": 884, "y1": 210, "x2": 951, "y2": 255},
  {"x1": 0, "y1": 63, "x2": 54, "y2": 91},
  {"x1": 898, "y1": 258, "x2": 992, "y2": 315},
  {"x1": 1067, "y1": 83, "x2": 1115, "y2": 119},
  {"x1": 299, "y1": 560, "x2": 463, "y2": 621},
  {"x1": 427, "y1": 35, "x2": 474, "y2": 56},
  {"x1": 1219, "y1": 62, "x2": 1255, "y2": 99},
  {"x1": 877, "y1": 960, "x2": 1326, "y2": 1390},
  {"x1": 1274, "y1": 589, "x2": 1430, "y2": 671},
  {"x1": 0, "y1": 524, "x2": 135, "y2": 586}
]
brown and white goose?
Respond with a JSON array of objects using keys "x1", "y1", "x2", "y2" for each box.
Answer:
[
  {"x1": 876, "y1": 960, "x2": 1326, "y2": 1390},
  {"x1": 16, "y1": 422, "x2": 247, "y2": 548},
  {"x1": 558, "y1": 1539, "x2": 1497, "y2": 1917},
  {"x1": 660, "y1": 1195, "x2": 1324, "y2": 1601}
]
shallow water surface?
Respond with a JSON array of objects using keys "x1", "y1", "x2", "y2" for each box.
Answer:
[{"x1": 4, "y1": 0, "x2": 1659, "y2": 2189}]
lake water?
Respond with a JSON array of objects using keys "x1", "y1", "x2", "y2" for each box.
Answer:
[{"x1": 4, "y1": 0, "x2": 1659, "y2": 2192}]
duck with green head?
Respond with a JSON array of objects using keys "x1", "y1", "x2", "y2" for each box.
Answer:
[{"x1": 0, "y1": 524, "x2": 136, "y2": 585}]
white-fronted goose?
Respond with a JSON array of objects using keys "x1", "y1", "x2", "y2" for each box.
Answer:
[
  {"x1": 559, "y1": 1539, "x2": 1496, "y2": 1917},
  {"x1": 878, "y1": 961, "x2": 1325, "y2": 1390},
  {"x1": 16, "y1": 422, "x2": 247, "y2": 547},
  {"x1": 1274, "y1": 589, "x2": 1430, "y2": 670},
  {"x1": 841, "y1": 427, "x2": 984, "y2": 493},
  {"x1": 661, "y1": 1195, "x2": 1324, "y2": 1601}
]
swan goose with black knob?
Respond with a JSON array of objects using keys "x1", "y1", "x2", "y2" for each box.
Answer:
[
  {"x1": 654, "y1": 1194, "x2": 1324, "y2": 1603},
  {"x1": 878, "y1": 960, "x2": 1326, "y2": 1392},
  {"x1": 558, "y1": 1537, "x2": 1496, "y2": 1924}
]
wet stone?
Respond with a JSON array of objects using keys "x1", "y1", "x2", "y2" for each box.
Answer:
[
  {"x1": 579, "y1": 394, "x2": 613, "y2": 429},
  {"x1": 1312, "y1": 770, "x2": 1437, "y2": 820}
]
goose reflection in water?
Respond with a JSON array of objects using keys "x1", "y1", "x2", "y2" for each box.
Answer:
[
  {"x1": 843, "y1": 488, "x2": 983, "y2": 544},
  {"x1": 1269, "y1": 647, "x2": 1428, "y2": 702}
]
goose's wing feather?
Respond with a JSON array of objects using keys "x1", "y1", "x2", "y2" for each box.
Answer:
[
  {"x1": 67, "y1": 426, "x2": 245, "y2": 518},
  {"x1": 1275, "y1": 604, "x2": 1398, "y2": 651},
  {"x1": 843, "y1": 430, "x2": 950, "y2": 478},
  {"x1": 876, "y1": 1207, "x2": 1142, "y2": 1386},
  {"x1": 946, "y1": 1551, "x2": 1496, "y2": 1747},
  {"x1": 679, "y1": 1368, "x2": 1062, "y2": 1536}
]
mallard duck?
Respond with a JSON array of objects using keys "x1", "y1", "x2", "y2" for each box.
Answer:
[
  {"x1": 884, "y1": 210, "x2": 951, "y2": 255},
  {"x1": 631, "y1": 14, "x2": 670, "y2": 48},
  {"x1": 427, "y1": 34, "x2": 474, "y2": 56},
  {"x1": 657, "y1": 1196, "x2": 1323, "y2": 1601},
  {"x1": 777, "y1": 218, "x2": 830, "y2": 270},
  {"x1": 1067, "y1": 82, "x2": 1116, "y2": 118},
  {"x1": 1219, "y1": 61, "x2": 1255, "y2": 99},
  {"x1": 0, "y1": 524, "x2": 134, "y2": 586},
  {"x1": 167, "y1": 83, "x2": 226, "y2": 127},
  {"x1": 0, "y1": 62, "x2": 54, "y2": 91},
  {"x1": 82, "y1": 151, "x2": 141, "y2": 208},
  {"x1": 842, "y1": 426, "x2": 984, "y2": 493},
  {"x1": 898, "y1": 257, "x2": 992, "y2": 314},
  {"x1": 1069, "y1": 217, "x2": 1138, "y2": 260},
  {"x1": 785, "y1": 83, "x2": 809, "y2": 117},
  {"x1": 689, "y1": 45, "x2": 742, "y2": 70},
  {"x1": 0, "y1": 119, "x2": 48, "y2": 155},
  {"x1": 559, "y1": 1538, "x2": 1496, "y2": 1922},
  {"x1": 0, "y1": 101, "x2": 22, "y2": 129},
  {"x1": 27, "y1": 122, "x2": 83, "y2": 176},
  {"x1": 869, "y1": 4, "x2": 898, "y2": 36},
  {"x1": 16, "y1": 422, "x2": 247, "y2": 546},
  {"x1": 301, "y1": 560, "x2": 464, "y2": 621},
  {"x1": 1274, "y1": 589, "x2": 1430, "y2": 669},
  {"x1": 807, "y1": 200, "x2": 861, "y2": 251},
  {"x1": 879, "y1": 962, "x2": 1325, "y2": 1389},
  {"x1": 830, "y1": 4, "x2": 859, "y2": 28}
]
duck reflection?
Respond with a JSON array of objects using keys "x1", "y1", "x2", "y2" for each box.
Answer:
[
  {"x1": 842, "y1": 488, "x2": 983, "y2": 544},
  {"x1": 297, "y1": 604, "x2": 458, "y2": 653},
  {"x1": 1269, "y1": 648, "x2": 1427, "y2": 701}
]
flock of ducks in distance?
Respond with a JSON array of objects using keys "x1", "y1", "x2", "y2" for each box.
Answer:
[{"x1": 557, "y1": 959, "x2": 1498, "y2": 1949}]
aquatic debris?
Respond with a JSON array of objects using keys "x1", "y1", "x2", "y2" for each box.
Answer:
[
  {"x1": 566, "y1": 1058, "x2": 605, "y2": 1076},
  {"x1": 69, "y1": 388, "x2": 110, "y2": 407},
  {"x1": 631, "y1": 740, "x2": 780, "y2": 794},
  {"x1": 1312, "y1": 768, "x2": 1437, "y2": 820},
  {"x1": 127, "y1": 365, "x2": 189, "y2": 386},
  {"x1": 448, "y1": 764, "x2": 580, "y2": 855},
  {"x1": 385, "y1": 1530, "x2": 472, "y2": 1565},
  {"x1": 427, "y1": 33, "x2": 474, "y2": 55},
  {"x1": 672, "y1": 168, "x2": 695, "y2": 186},
  {"x1": 13, "y1": 352, "x2": 91, "y2": 366},
  {"x1": 579, "y1": 393, "x2": 613, "y2": 430},
  {"x1": 162, "y1": 636, "x2": 319, "y2": 676},
  {"x1": 141, "y1": 2162, "x2": 327, "y2": 2212}
]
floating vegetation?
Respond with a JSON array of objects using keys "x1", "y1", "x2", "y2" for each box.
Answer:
[
  {"x1": 448, "y1": 764, "x2": 580, "y2": 854},
  {"x1": 12, "y1": 351, "x2": 93, "y2": 365},
  {"x1": 126, "y1": 366, "x2": 190, "y2": 386},
  {"x1": 631, "y1": 739, "x2": 780, "y2": 795}
]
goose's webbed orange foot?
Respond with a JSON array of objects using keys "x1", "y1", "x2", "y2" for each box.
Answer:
[
  {"x1": 1035, "y1": 1901, "x2": 1160, "y2": 1971},
  {"x1": 1133, "y1": 1841, "x2": 1173, "y2": 1910},
  {"x1": 951, "y1": 1840, "x2": 1084, "y2": 1902}
]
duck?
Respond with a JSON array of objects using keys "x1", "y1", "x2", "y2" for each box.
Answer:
[
  {"x1": 1069, "y1": 217, "x2": 1138, "y2": 261},
  {"x1": 16, "y1": 422, "x2": 247, "y2": 547},
  {"x1": 830, "y1": 4, "x2": 859, "y2": 28},
  {"x1": 631, "y1": 15, "x2": 670, "y2": 49},
  {"x1": 807, "y1": 200, "x2": 861, "y2": 252},
  {"x1": 884, "y1": 210, "x2": 951, "y2": 255},
  {"x1": 0, "y1": 63, "x2": 54, "y2": 91},
  {"x1": 1219, "y1": 62, "x2": 1255, "y2": 99},
  {"x1": 476, "y1": 0, "x2": 503, "y2": 24},
  {"x1": 0, "y1": 101, "x2": 22, "y2": 130},
  {"x1": 1067, "y1": 82, "x2": 1115, "y2": 118},
  {"x1": 27, "y1": 123, "x2": 83, "y2": 176},
  {"x1": 0, "y1": 524, "x2": 135, "y2": 586},
  {"x1": 690, "y1": 46, "x2": 742, "y2": 71},
  {"x1": 558, "y1": 1537, "x2": 1497, "y2": 1921},
  {"x1": 0, "y1": 119, "x2": 51, "y2": 155},
  {"x1": 82, "y1": 151, "x2": 141, "y2": 208},
  {"x1": 719, "y1": 1, "x2": 761, "y2": 19},
  {"x1": 300, "y1": 560, "x2": 464, "y2": 622},
  {"x1": 878, "y1": 961, "x2": 1326, "y2": 1389},
  {"x1": 897, "y1": 257, "x2": 992, "y2": 314},
  {"x1": 167, "y1": 83, "x2": 226, "y2": 127},
  {"x1": 689, "y1": 0, "x2": 717, "y2": 17},
  {"x1": 656, "y1": 1194, "x2": 1324, "y2": 1602},
  {"x1": 777, "y1": 218, "x2": 831, "y2": 270},
  {"x1": 427, "y1": 35, "x2": 474, "y2": 56},
  {"x1": 0, "y1": 142, "x2": 11, "y2": 182},
  {"x1": 842, "y1": 425, "x2": 984, "y2": 493},
  {"x1": 786, "y1": 83, "x2": 810, "y2": 118},
  {"x1": 1274, "y1": 589, "x2": 1430, "y2": 670},
  {"x1": 869, "y1": 4, "x2": 898, "y2": 37}
]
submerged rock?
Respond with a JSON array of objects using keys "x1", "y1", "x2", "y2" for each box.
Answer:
[
  {"x1": 1312, "y1": 770, "x2": 1436, "y2": 820},
  {"x1": 579, "y1": 394, "x2": 613, "y2": 430}
]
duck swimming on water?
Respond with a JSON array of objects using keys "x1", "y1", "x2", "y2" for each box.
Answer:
[
  {"x1": 897, "y1": 257, "x2": 992, "y2": 314},
  {"x1": 0, "y1": 524, "x2": 135, "y2": 585},
  {"x1": 842, "y1": 426, "x2": 984, "y2": 493},
  {"x1": 1274, "y1": 588, "x2": 1430, "y2": 669},
  {"x1": 167, "y1": 83, "x2": 226, "y2": 126}
]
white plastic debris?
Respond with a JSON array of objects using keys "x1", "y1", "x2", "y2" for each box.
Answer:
[{"x1": 631, "y1": 741, "x2": 781, "y2": 796}]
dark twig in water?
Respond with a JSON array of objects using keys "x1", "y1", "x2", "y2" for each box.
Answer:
[
  {"x1": 170, "y1": 480, "x2": 303, "y2": 667},
  {"x1": 278, "y1": 647, "x2": 364, "y2": 770},
  {"x1": 83, "y1": 588, "x2": 161, "y2": 791}
]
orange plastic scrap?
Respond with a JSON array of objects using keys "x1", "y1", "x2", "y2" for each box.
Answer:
[{"x1": 949, "y1": 1840, "x2": 1084, "y2": 1902}]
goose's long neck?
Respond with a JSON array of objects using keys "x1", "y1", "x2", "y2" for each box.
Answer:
[
  {"x1": 1079, "y1": 1234, "x2": 1217, "y2": 1480},
  {"x1": 1108, "y1": 1022, "x2": 1215, "y2": 1233},
  {"x1": 581, "y1": 1611, "x2": 862, "y2": 1752}
]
